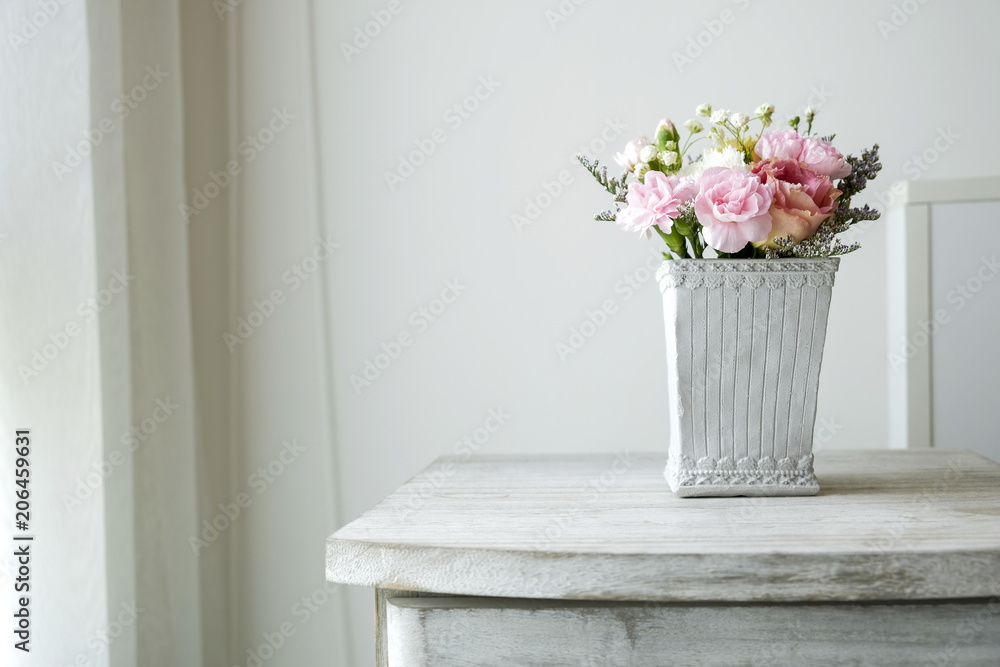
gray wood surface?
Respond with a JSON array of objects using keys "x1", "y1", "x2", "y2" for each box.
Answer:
[
  {"x1": 327, "y1": 450, "x2": 1000, "y2": 602},
  {"x1": 387, "y1": 596, "x2": 1000, "y2": 666}
]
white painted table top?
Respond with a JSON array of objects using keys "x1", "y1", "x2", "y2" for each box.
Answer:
[{"x1": 326, "y1": 450, "x2": 1000, "y2": 602}]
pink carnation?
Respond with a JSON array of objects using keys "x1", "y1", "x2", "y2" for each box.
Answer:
[
  {"x1": 756, "y1": 129, "x2": 852, "y2": 180},
  {"x1": 754, "y1": 129, "x2": 805, "y2": 162},
  {"x1": 693, "y1": 167, "x2": 773, "y2": 253},
  {"x1": 800, "y1": 136, "x2": 852, "y2": 179},
  {"x1": 616, "y1": 171, "x2": 695, "y2": 235}
]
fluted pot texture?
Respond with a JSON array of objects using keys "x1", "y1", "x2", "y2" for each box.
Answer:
[{"x1": 657, "y1": 258, "x2": 840, "y2": 497}]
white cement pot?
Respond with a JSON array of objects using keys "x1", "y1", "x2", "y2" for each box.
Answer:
[{"x1": 656, "y1": 258, "x2": 840, "y2": 497}]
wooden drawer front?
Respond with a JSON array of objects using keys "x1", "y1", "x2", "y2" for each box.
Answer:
[{"x1": 387, "y1": 596, "x2": 1000, "y2": 666}]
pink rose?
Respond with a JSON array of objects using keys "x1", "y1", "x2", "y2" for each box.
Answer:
[
  {"x1": 800, "y1": 136, "x2": 852, "y2": 179},
  {"x1": 617, "y1": 171, "x2": 695, "y2": 235},
  {"x1": 693, "y1": 167, "x2": 773, "y2": 253},
  {"x1": 754, "y1": 129, "x2": 805, "y2": 162},
  {"x1": 751, "y1": 159, "x2": 842, "y2": 248}
]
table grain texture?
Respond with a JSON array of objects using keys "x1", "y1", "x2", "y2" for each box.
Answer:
[{"x1": 327, "y1": 450, "x2": 1000, "y2": 666}]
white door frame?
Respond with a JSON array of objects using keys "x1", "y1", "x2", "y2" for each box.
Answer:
[{"x1": 886, "y1": 176, "x2": 1000, "y2": 449}]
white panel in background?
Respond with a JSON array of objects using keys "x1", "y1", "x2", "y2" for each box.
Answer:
[{"x1": 929, "y1": 201, "x2": 1000, "y2": 462}]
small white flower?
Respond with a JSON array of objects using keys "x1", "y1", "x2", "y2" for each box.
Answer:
[
  {"x1": 710, "y1": 109, "x2": 731, "y2": 124},
  {"x1": 696, "y1": 104, "x2": 712, "y2": 117},
  {"x1": 684, "y1": 119, "x2": 704, "y2": 133},
  {"x1": 755, "y1": 103, "x2": 774, "y2": 117},
  {"x1": 730, "y1": 113, "x2": 750, "y2": 128},
  {"x1": 659, "y1": 151, "x2": 679, "y2": 167},
  {"x1": 805, "y1": 106, "x2": 817, "y2": 120},
  {"x1": 677, "y1": 146, "x2": 747, "y2": 179},
  {"x1": 639, "y1": 144, "x2": 658, "y2": 164},
  {"x1": 613, "y1": 135, "x2": 652, "y2": 171}
]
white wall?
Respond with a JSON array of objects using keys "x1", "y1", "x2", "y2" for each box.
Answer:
[{"x1": 312, "y1": 0, "x2": 1000, "y2": 663}]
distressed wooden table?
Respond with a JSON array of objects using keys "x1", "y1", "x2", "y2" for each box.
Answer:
[{"x1": 326, "y1": 450, "x2": 1000, "y2": 666}]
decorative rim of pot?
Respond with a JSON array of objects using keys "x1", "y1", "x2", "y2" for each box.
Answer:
[{"x1": 657, "y1": 257, "x2": 839, "y2": 290}]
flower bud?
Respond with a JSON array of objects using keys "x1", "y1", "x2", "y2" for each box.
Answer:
[
  {"x1": 755, "y1": 103, "x2": 774, "y2": 117},
  {"x1": 656, "y1": 118, "x2": 679, "y2": 149},
  {"x1": 696, "y1": 103, "x2": 712, "y2": 117},
  {"x1": 684, "y1": 119, "x2": 704, "y2": 133},
  {"x1": 656, "y1": 118, "x2": 676, "y2": 136}
]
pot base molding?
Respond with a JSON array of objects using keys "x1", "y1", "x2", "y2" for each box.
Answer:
[{"x1": 665, "y1": 453, "x2": 820, "y2": 497}]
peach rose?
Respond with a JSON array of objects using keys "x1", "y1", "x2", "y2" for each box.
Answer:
[{"x1": 750, "y1": 159, "x2": 841, "y2": 248}]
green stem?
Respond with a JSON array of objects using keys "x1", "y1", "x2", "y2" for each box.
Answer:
[
  {"x1": 691, "y1": 233, "x2": 704, "y2": 259},
  {"x1": 654, "y1": 226, "x2": 688, "y2": 259},
  {"x1": 680, "y1": 134, "x2": 707, "y2": 160}
]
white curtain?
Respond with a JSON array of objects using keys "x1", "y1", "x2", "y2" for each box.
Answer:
[{"x1": 1, "y1": 0, "x2": 350, "y2": 664}]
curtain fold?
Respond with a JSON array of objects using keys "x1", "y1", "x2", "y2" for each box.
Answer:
[{"x1": 3, "y1": 0, "x2": 349, "y2": 664}]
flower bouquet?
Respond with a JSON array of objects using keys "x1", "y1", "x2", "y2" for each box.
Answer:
[{"x1": 579, "y1": 104, "x2": 882, "y2": 497}]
